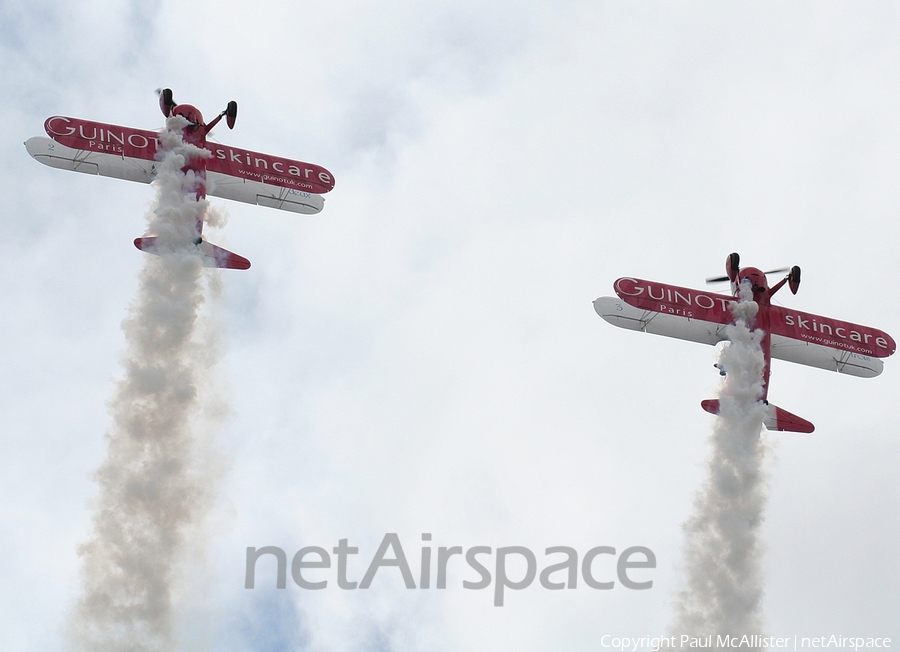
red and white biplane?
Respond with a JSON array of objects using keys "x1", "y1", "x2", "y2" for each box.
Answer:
[
  {"x1": 24, "y1": 89, "x2": 335, "y2": 269},
  {"x1": 593, "y1": 253, "x2": 896, "y2": 433}
]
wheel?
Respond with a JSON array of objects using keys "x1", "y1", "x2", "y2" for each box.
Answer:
[
  {"x1": 159, "y1": 88, "x2": 175, "y2": 117},
  {"x1": 226, "y1": 100, "x2": 238, "y2": 129},
  {"x1": 789, "y1": 265, "x2": 801, "y2": 294},
  {"x1": 727, "y1": 252, "x2": 740, "y2": 281}
]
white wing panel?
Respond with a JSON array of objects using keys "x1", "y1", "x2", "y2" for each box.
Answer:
[
  {"x1": 593, "y1": 296, "x2": 728, "y2": 347},
  {"x1": 25, "y1": 136, "x2": 156, "y2": 183},
  {"x1": 770, "y1": 334, "x2": 882, "y2": 378},
  {"x1": 207, "y1": 172, "x2": 324, "y2": 215}
]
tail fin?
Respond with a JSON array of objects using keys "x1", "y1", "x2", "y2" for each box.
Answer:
[
  {"x1": 134, "y1": 236, "x2": 251, "y2": 270},
  {"x1": 701, "y1": 399, "x2": 815, "y2": 434}
]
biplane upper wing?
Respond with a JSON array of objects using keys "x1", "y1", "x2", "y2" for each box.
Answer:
[
  {"x1": 768, "y1": 304, "x2": 895, "y2": 377},
  {"x1": 593, "y1": 277, "x2": 737, "y2": 346},
  {"x1": 40, "y1": 115, "x2": 336, "y2": 193}
]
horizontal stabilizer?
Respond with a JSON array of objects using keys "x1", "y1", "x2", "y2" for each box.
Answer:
[
  {"x1": 197, "y1": 240, "x2": 251, "y2": 269},
  {"x1": 701, "y1": 399, "x2": 814, "y2": 433},
  {"x1": 134, "y1": 236, "x2": 251, "y2": 270}
]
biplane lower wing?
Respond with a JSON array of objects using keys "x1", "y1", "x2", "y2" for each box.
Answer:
[
  {"x1": 24, "y1": 136, "x2": 324, "y2": 214},
  {"x1": 207, "y1": 172, "x2": 323, "y2": 214},
  {"x1": 25, "y1": 136, "x2": 156, "y2": 182},
  {"x1": 770, "y1": 335, "x2": 883, "y2": 378},
  {"x1": 593, "y1": 296, "x2": 729, "y2": 346}
]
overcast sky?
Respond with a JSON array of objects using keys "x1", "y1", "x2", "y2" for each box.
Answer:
[{"x1": 2, "y1": 2, "x2": 899, "y2": 650}]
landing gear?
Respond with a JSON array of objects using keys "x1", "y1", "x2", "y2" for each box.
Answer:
[{"x1": 226, "y1": 101, "x2": 238, "y2": 129}]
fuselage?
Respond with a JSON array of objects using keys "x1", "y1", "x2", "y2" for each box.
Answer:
[
  {"x1": 733, "y1": 266, "x2": 773, "y2": 401},
  {"x1": 170, "y1": 104, "x2": 216, "y2": 238}
]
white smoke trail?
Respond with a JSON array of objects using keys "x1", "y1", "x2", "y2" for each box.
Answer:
[
  {"x1": 67, "y1": 117, "x2": 226, "y2": 652},
  {"x1": 669, "y1": 282, "x2": 771, "y2": 644}
]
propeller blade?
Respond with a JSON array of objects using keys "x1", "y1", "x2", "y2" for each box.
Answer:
[
  {"x1": 763, "y1": 267, "x2": 789, "y2": 275},
  {"x1": 705, "y1": 275, "x2": 730, "y2": 284}
]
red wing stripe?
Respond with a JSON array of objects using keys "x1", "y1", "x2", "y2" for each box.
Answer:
[
  {"x1": 769, "y1": 305, "x2": 895, "y2": 359},
  {"x1": 613, "y1": 277, "x2": 735, "y2": 325},
  {"x1": 205, "y1": 144, "x2": 335, "y2": 194},
  {"x1": 45, "y1": 116, "x2": 161, "y2": 161}
]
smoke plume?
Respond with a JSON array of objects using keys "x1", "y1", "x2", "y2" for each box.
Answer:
[
  {"x1": 67, "y1": 117, "x2": 225, "y2": 652},
  {"x1": 669, "y1": 282, "x2": 771, "y2": 643}
]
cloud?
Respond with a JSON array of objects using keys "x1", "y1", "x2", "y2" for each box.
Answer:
[{"x1": 3, "y1": 2, "x2": 900, "y2": 650}]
